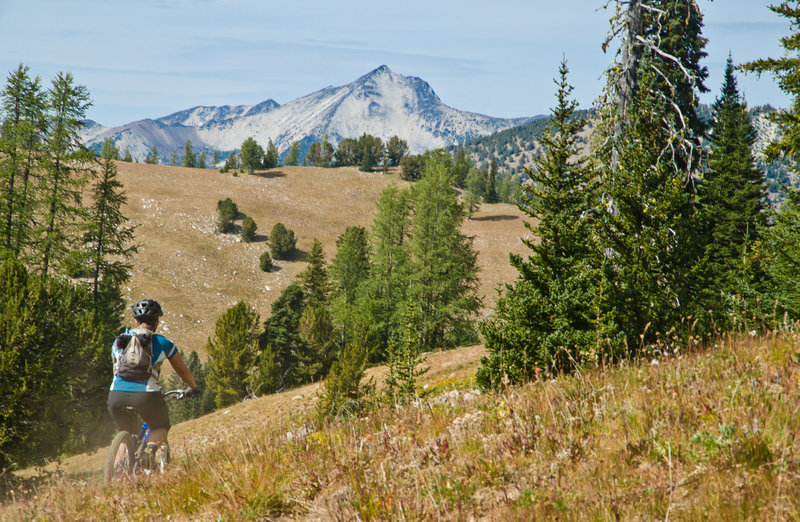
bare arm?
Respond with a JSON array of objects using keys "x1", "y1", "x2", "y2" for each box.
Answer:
[{"x1": 167, "y1": 352, "x2": 198, "y2": 390}]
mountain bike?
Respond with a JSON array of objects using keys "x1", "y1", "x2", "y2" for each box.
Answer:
[{"x1": 103, "y1": 388, "x2": 195, "y2": 484}]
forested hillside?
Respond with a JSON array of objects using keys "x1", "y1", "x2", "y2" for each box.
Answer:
[{"x1": 453, "y1": 105, "x2": 793, "y2": 204}]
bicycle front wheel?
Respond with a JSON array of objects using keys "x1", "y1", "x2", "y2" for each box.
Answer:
[{"x1": 104, "y1": 431, "x2": 134, "y2": 485}]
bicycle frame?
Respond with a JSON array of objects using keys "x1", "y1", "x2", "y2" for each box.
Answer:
[{"x1": 130, "y1": 421, "x2": 153, "y2": 475}]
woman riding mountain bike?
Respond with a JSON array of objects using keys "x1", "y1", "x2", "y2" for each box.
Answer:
[
  {"x1": 105, "y1": 387, "x2": 194, "y2": 483},
  {"x1": 106, "y1": 299, "x2": 200, "y2": 472}
]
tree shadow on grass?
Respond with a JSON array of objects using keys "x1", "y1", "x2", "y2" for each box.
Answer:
[
  {"x1": 277, "y1": 248, "x2": 307, "y2": 262},
  {"x1": 469, "y1": 214, "x2": 520, "y2": 222},
  {"x1": 251, "y1": 170, "x2": 287, "y2": 179},
  {"x1": 247, "y1": 234, "x2": 269, "y2": 243}
]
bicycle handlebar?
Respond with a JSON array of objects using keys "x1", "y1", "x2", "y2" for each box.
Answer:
[{"x1": 163, "y1": 387, "x2": 199, "y2": 400}]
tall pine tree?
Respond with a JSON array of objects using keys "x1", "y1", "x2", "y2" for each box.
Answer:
[
  {"x1": 407, "y1": 152, "x2": 481, "y2": 351},
  {"x1": 478, "y1": 60, "x2": 597, "y2": 387},
  {"x1": 0, "y1": 64, "x2": 47, "y2": 261},
  {"x1": 699, "y1": 55, "x2": 768, "y2": 324},
  {"x1": 741, "y1": 3, "x2": 800, "y2": 321},
  {"x1": 85, "y1": 138, "x2": 138, "y2": 309},
  {"x1": 40, "y1": 72, "x2": 93, "y2": 276},
  {"x1": 205, "y1": 301, "x2": 260, "y2": 408},
  {"x1": 366, "y1": 185, "x2": 412, "y2": 359}
]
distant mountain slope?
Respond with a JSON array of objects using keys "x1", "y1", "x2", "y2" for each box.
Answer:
[
  {"x1": 454, "y1": 105, "x2": 793, "y2": 201},
  {"x1": 448, "y1": 109, "x2": 590, "y2": 176},
  {"x1": 80, "y1": 66, "x2": 535, "y2": 162}
]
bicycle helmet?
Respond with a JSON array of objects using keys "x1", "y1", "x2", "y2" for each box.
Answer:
[{"x1": 133, "y1": 299, "x2": 163, "y2": 320}]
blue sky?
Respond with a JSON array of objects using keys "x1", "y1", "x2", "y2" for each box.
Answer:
[{"x1": 0, "y1": 0, "x2": 791, "y2": 127}]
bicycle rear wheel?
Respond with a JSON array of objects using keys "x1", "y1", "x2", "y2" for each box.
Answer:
[{"x1": 104, "y1": 431, "x2": 134, "y2": 484}]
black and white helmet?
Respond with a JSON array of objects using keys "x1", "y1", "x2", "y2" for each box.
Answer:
[{"x1": 133, "y1": 299, "x2": 163, "y2": 321}]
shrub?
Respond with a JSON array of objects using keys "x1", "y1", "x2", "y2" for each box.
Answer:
[
  {"x1": 259, "y1": 251, "x2": 273, "y2": 272},
  {"x1": 270, "y1": 222, "x2": 296, "y2": 260},
  {"x1": 217, "y1": 198, "x2": 238, "y2": 233},
  {"x1": 241, "y1": 216, "x2": 257, "y2": 242}
]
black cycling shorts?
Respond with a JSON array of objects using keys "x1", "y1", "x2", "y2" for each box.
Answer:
[{"x1": 107, "y1": 390, "x2": 171, "y2": 433}]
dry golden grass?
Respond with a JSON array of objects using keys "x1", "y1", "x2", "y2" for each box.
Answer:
[
  {"x1": 115, "y1": 162, "x2": 527, "y2": 352},
  {"x1": 7, "y1": 328, "x2": 800, "y2": 520}
]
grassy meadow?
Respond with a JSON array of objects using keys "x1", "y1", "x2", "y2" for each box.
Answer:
[{"x1": 4, "y1": 325, "x2": 800, "y2": 520}]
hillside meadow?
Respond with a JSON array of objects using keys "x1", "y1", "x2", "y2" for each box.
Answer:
[
  {"x1": 4, "y1": 326, "x2": 800, "y2": 519},
  {"x1": 113, "y1": 161, "x2": 529, "y2": 353},
  {"x1": 7, "y1": 162, "x2": 800, "y2": 520}
]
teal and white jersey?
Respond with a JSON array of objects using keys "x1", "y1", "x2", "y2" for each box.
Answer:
[{"x1": 110, "y1": 329, "x2": 178, "y2": 392}]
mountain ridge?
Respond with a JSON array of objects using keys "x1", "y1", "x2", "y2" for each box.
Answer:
[{"x1": 80, "y1": 65, "x2": 538, "y2": 162}]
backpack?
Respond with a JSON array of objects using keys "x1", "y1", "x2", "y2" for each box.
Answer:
[{"x1": 115, "y1": 327, "x2": 154, "y2": 381}]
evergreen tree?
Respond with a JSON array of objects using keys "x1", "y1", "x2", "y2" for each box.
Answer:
[
  {"x1": 240, "y1": 216, "x2": 257, "y2": 242},
  {"x1": 167, "y1": 350, "x2": 214, "y2": 422},
  {"x1": 0, "y1": 64, "x2": 47, "y2": 259},
  {"x1": 253, "y1": 283, "x2": 306, "y2": 392},
  {"x1": 741, "y1": 3, "x2": 800, "y2": 164},
  {"x1": 359, "y1": 146, "x2": 374, "y2": 172},
  {"x1": 358, "y1": 133, "x2": 383, "y2": 171},
  {"x1": 212, "y1": 149, "x2": 219, "y2": 168},
  {"x1": 299, "y1": 238, "x2": 330, "y2": 308},
  {"x1": 484, "y1": 158, "x2": 499, "y2": 203},
  {"x1": 320, "y1": 134, "x2": 335, "y2": 166},
  {"x1": 205, "y1": 301, "x2": 260, "y2": 408},
  {"x1": 464, "y1": 166, "x2": 486, "y2": 216},
  {"x1": 478, "y1": 60, "x2": 596, "y2": 387},
  {"x1": 741, "y1": 3, "x2": 800, "y2": 320},
  {"x1": 304, "y1": 137, "x2": 334, "y2": 167},
  {"x1": 240, "y1": 136, "x2": 264, "y2": 173},
  {"x1": 197, "y1": 149, "x2": 207, "y2": 169},
  {"x1": 284, "y1": 141, "x2": 300, "y2": 166},
  {"x1": 85, "y1": 138, "x2": 138, "y2": 308},
  {"x1": 367, "y1": 185, "x2": 411, "y2": 359},
  {"x1": 182, "y1": 140, "x2": 196, "y2": 168},
  {"x1": 40, "y1": 72, "x2": 93, "y2": 276},
  {"x1": 333, "y1": 138, "x2": 360, "y2": 167},
  {"x1": 263, "y1": 139, "x2": 279, "y2": 168},
  {"x1": 145, "y1": 145, "x2": 159, "y2": 164},
  {"x1": 452, "y1": 148, "x2": 471, "y2": 187},
  {"x1": 590, "y1": 1, "x2": 710, "y2": 349},
  {"x1": 269, "y1": 222, "x2": 296, "y2": 259},
  {"x1": 386, "y1": 135, "x2": 409, "y2": 167},
  {"x1": 216, "y1": 197, "x2": 238, "y2": 233},
  {"x1": 297, "y1": 305, "x2": 337, "y2": 382},
  {"x1": 765, "y1": 187, "x2": 800, "y2": 318},
  {"x1": 597, "y1": 69, "x2": 699, "y2": 352},
  {"x1": 330, "y1": 226, "x2": 371, "y2": 305},
  {"x1": 170, "y1": 150, "x2": 178, "y2": 166},
  {"x1": 304, "y1": 142, "x2": 322, "y2": 167},
  {"x1": 384, "y1": 298, "x2": 428, "y2": 405},
  {"x1": 0, "y1": 259, "x2": 114, "y2": 469},
  {"x1": 316, "y1": 332, "x2": 371, "y2": 418},
  {"x1": 259, "y1": 250, "x2": 273, "y2": 272},
  {"x1": 399, "y1": 154, "x2": 423, "y2": 181},
  {"x1": 407, "y1": 153, "x2": 481, "y2": 351},
  {"x1": 698, "y1": 55, "x2": 768, "y2": 325},
  {"x1": 123, "y1": 146, "x2": 132, "y2": 162},
  {"x1": 99, "y1": 138, "x2": 118, "y2": 160},
  {"x1": 606, "y1": 0, "x2": 708, "y2": 170},
  {"x1": 221, "y1": 151, "x2": 238, "y2": 173}
]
